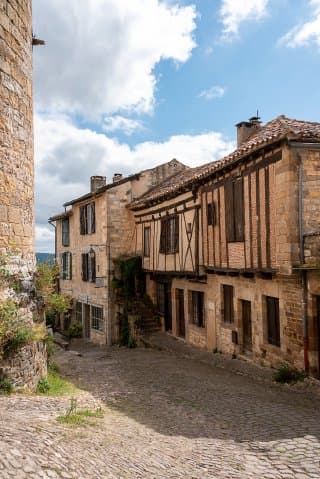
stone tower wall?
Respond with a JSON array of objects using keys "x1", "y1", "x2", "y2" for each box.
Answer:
[
  {"x1": 0, "y1": 0, "x2": 34, "y2": 273},
  {"x1": 0, "y1": 1, "x2": 47, "y2": 390}
]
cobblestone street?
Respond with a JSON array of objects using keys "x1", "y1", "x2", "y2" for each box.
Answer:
[{"x1": 1, "y1": 339, "x2": 320, "y2": 479}]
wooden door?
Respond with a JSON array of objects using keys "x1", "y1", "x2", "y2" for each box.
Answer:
[
  {"x1": 84, "y1": 304, "x2": 90, "y2": 339},
  {"x1": 242, "y1": 300, "x2": 252, "y2": 354},
  {"x1": 176, "y1": 289, "x2": 185, "y2": 338},
  {"x1": 164, "y1": 283, "x2": 172, "y2": 332}
]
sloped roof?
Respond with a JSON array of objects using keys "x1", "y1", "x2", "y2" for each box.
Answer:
[{"x1": 129, "y1": 115, "x2": 320, "y2": 210}]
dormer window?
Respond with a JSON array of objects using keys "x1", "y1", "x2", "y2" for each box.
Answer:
[{"x1": 80, "y1": 202, "x2": 95, "y2": 235}]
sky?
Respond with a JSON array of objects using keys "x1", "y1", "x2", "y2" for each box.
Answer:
[{"x1": 33, "y1": 0, "x2": 320, "y2": 253}]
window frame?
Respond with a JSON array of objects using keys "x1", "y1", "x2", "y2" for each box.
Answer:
[
  {"x1": 189, "y1": 290, "x2": 205, "y2": 328},
  {"x1": 266, "y1": 296, "x2": 280, "y2": 347},
  {"x1": 61, "y1": 252, "x2": 72, "y2": 280},
  {"x1": 222, "y1": 284, "x2": 234, "y2": 324},
  {"x1": 80, "y1": 202, "x2": 96, "y2": 235},
  {"x1": 81, "y1": 252, "x2": 96, "y2": 283},
  {"x1": 225, "y1": 178, "x2": 244, "y2": 242},
  {"x1": 143, "y1": 226, "x2": 151, "y2": 257},
  {"x1": 207, "y1": 202, "x2": 216, "y2": 226},
  {"x1": 159, "y1": 215, "x2": 179, "y2": 254},
  {"x1": 91, "y1": 305, "x2": 104, "y2": 332},
  {"x1": 61, "y1": 218, "x2": 70, "y2": 247}
]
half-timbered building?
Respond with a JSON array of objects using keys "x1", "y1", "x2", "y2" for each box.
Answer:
[
  {"x1": 49, "y1": 160, "x2": 187, "y2": 346},
  {"x1": 130, "y1": 116, "x2": 320, "y2": 376}
]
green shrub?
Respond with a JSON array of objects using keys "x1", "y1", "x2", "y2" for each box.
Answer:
[
  {"x1": 128, "y1": 335, "x2": 137, "y2": 349},
  {"x1": 67, "y1": 321, "x2": 82, "y2": 338},
  {"x1": 0, "y1": 377, "x2": 14, "y2": 395},
  {"x1": 45, "y1": 334, "x2": 55, "y2": 359},
  {"x1": 3, "y1": 326, "x2": 34, "y2": 358},
  {"x1": 37, "y1": 377, "x2": 50, "y2": 393},
  {"x1": 273, "y1": 363, "x2": 307, "y2": 383}
]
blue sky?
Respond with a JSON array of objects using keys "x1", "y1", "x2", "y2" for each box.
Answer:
[{"x1": 32, "y1": 0, "x2": 320, "y2": 252}]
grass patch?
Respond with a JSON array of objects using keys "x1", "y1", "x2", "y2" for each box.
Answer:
[
  {"x1": 0, "y1": 377, "x2": 14, "y2": 395},
  {"x1": 37, "y1": 370, "x2": 79, "y2": 396},
  {"x1": 57, "y1": 398, "x2": 104, "y2": 427}
]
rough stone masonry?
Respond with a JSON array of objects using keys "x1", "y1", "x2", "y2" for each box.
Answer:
[{"x1": 0, "y1": 0, "x2": 46, "y2": 388}]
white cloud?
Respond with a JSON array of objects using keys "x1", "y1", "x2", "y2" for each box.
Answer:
[
  {"x1": 103, "y1": 116, "x2": 145, "y2": 136},
  {"x1": 35, "y1": 114, "x2": 235, "y2": 252},
  {"x1": 279, "y1": 0, "x2": 320, "y2": 48},
  {"x1": 35, "y1": 226, "x2": 56, "y2": 253},
  {"x1": 33, "y1": 0, "x2": 197, "y2": 119},
  {"x1": 199, "y1": 85, "x2": 226, "y2": 100},
  {"x1": 219, "y1": 0, "x2": 270, "y2": 41}
]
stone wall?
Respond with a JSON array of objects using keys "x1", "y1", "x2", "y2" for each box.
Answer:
[
  {"x1": 1, "y1": 342, "x2": 47, "y2": 390},
  {"x1": 0, "y1": 1, "x2": 46, "y2": 389}
]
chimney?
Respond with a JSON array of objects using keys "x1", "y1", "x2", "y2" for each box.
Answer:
[
  {"x1": 90, "y1": 175, "x2": 106, "y2": 192},
  {"x1": 113, "y1": 173, "x2": 123, "y2": 183},
  {"x1": 236, "y1": 115, "x2": 262, "y2": 147}
]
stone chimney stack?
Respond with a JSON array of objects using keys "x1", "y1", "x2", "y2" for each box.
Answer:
[
  {"x1": 113, "y1": 173, "x2": 123, "y2": 183},
  {"x1": 90, "y1": 176, "x2": 106, "y2": 192},
  {"x1": 236, "y1": 115, "x2": 262, "y2": 147}
]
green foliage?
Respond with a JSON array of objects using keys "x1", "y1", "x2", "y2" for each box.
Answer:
[
  {"x1": 0, "y1": 377, "x2": 14, "y2": 395},
  {"x1": 37, "y1": 371, "x2": 78, "y2": 396},
  {"x1": 128, "y1": 335, "x2": 137, "y2": 349},
  {"x1": 113, "y1": 256, "x2": 142, "y2": 300},
  {"x1": 67, "y1": 321, "x2": 82, "y2": 338},
  {"x1": 45, "y1": 334, "x2": 56, "y2": 360},
  {"x1": 37, "y1": 377, "x2": 50, "y2": 393},
  {"x1": 57, "y1": 398, "x2": 104, "y2": 427},
  {"x1": 35, "y1": 262, "x2": 71, "y2": 317},
  {"x1": 0, "y1": 300, "x2": 46, "y2": 358},
  {"x1": 273, "y1": 363, "x2": 307, "y2": 383}
]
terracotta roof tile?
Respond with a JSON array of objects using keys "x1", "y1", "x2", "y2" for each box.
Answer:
[{"x1": 129, "y1": 115, "x2": 320, "y2": 210}]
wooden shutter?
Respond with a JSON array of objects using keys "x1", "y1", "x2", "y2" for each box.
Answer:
[
  {"x1": 234, "y1": 178, "x2": 244, "y2": 241},
  {"x1": 160, "y1": 219, "x2": 167, "y2": 253},
  {"x1": 90, "y1": 203, "x2": 95, "y2": 234},
  {"x1": 174, "y1": 216, "x2": 179, "y2": 252},
  {"x1": 80, "y1": 206, "x2": 85, "y2": 235},
  {"x1": 267, "y1": 296, "x2": 280, "y2": 346},
  {"x1": 207, "y1": 203, "x2": 215, "y2": 226},
  {"x1": 69, "y1": 253, "x2": 72, "y2": 280},
  {"x1": 82, "y1": 253, "x2": 88, "y2": 281},
  {"x1": 90, "y1": 253, "x2": 96, "y2": 283},
  {"x1": 225, "y1": 181, "x2": 234, "y2": 242}
]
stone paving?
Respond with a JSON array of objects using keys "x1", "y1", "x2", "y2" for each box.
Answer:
[{"x1": 0, "y1": 338, "x2": 320, "y2": 478}]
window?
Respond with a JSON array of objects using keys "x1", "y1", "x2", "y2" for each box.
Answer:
[
  {"x1": 76, "y1": 302, "x2": 83, "y2": 323},
  {"x1": 189, "y1": 291, "x2": 205, "y2": 328},
  {"x1": 222, "y1": 285, "x2": 234, "y2": 323},
  {"x1": 62, "y1": 218, "x2": 70, "y2": 246},
  {"x1": 157, "y1": 282, "x2": 165, "y2": 314},
  {"x1": 80, "y1": 202, "x2": 95, "y2": 235},
  {"x1": 207, "y1": 202, "x2": 216, "y2": 226},
  {"x1": 159, "y1": 215, "x2": 179, "y2": 254},
  {"x1": 144, "y1": 227, "x2": 150, "y2": 257},
  {"x1": 91, "y1": 306, "x2": 104, "y2": 331},
  {"x1": 266, "y1": 296, "x2": 280, "y2": 347},
  {"x1": 81, "y1": 252, "x2": 96, "y2": 282},
  {"x1": 61, "y1": 252, "x2": 72, "y2": 280},
  {"x1": 225, "y1": 178, "x2": 244, "y2": 242}
]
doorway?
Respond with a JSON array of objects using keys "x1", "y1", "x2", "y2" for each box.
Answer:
[
  {"x1": 84, "y1": 304, "x2": 90, "y2": 339},
  {"x1": 157, "y1": 281, "x2": 172, "y2": 332},
  {"x1": 241, "y1": 300, "x2": 252, "y2": 354},
  {"x1": 315, "y1": 296, "x2": 320, "y2": 377},
  {"x1": 176, "y1": 289, "x2": 185, "y2": 338}
]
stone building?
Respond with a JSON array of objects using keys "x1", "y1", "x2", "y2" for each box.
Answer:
[
  {"x1": 0, "y1": 1, "x2": 46, "y2": 388},
  {"x1": 49, "y1": 160, "x2": 186, "y2": 345},
  {"x1": 130, "y1": 116, "x2": 320, "y2": 377}
]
